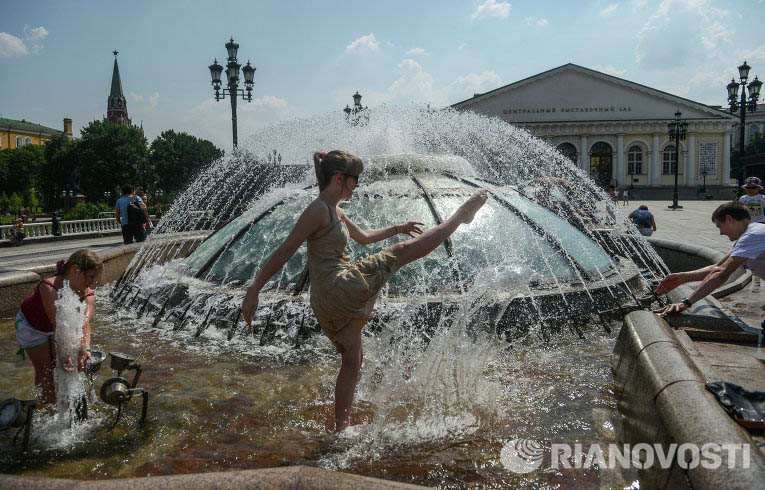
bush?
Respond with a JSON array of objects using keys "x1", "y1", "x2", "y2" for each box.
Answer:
[{"x1": 64, "y1": 202, "x2": 112, "y2": 220}]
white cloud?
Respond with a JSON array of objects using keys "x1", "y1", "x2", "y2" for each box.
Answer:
[
  {"x1": 471, "y1": 0, "x2": 511, "y2": 21},
  {"x1": 0, "y1": 25, "x2": 48, "y2": 57},
  {"x1": 451, "y1": 71, "x2": 503, "y2": 97},
  {"x1": 149, "y1": 92, "x2": 160, "y2": 108},
  {"x1": 524, "y1": 16, "x2": 549, "y2": 27},
  {"x1": 0, "y1": 32, "x2": 29, "y2": 57},
  {"x1": 185, "y1": 95, "x2": 292, "y2": 149},
  {"x1": 636, "y1": 0, "x2": 733, "y2": 68},
  {"x1": 599, "y1": 3, "x2": 620, "y2": 17},
  {"x1": 129, "y1": 92, "x2": 144, "y2": 102},
  {"x1": 344, "y1": 33, "x2": 380, "y2": 55},
  {"x1": 405, "y1": 47, "x2": 427, "y2": 56},
  {"x1": 458, "y1": 42, "x2": 468, "y2": 51},
  {"x1": 389, "y1": 59, "x2": 434, "y2": 94},
  {"x1": 591, "y1": 65, "x2": 628, "y2": 77}
]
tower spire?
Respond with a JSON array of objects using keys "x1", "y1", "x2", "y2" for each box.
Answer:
[{"x1": 107, "y1": 49, "x2": 131, "y2": 127}]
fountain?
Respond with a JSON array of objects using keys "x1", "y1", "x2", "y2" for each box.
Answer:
[{"x1": 2, "y1": 106, "x2": 668, "y2": 486}]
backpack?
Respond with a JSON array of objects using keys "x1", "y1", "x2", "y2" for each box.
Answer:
[{"x1": 127, "y1": 197, "x2": 147, "y2": 225}]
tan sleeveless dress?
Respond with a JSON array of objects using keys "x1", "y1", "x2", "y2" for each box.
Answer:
[{"x1": 307, "y1": 207, "x2": 398, "y2": 350}]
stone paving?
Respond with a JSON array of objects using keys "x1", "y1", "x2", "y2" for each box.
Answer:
[{"x1": 0, "y1": 235, "x2": 125, "y2": 273}]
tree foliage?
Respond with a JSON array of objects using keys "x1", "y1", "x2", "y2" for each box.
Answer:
[
  {"x1": 9, "y1": 121, "x2": 223, "y2": 211},
  {"x1": 149, "y1": 130, "x2": 224, "y2": 196},
  {"x1": 77, "y1": 120, "x2": 148, "y2": 204},
  {"x1": 0, "y1": 144, "x2": 45, "y2": 194}
]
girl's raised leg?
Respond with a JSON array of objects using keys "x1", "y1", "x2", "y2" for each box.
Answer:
[{"x1": 389, "y1": 190, "x2": 487, "y2": 269}]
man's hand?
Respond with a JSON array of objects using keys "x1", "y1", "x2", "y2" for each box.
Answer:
[
  {"x1": 242, "y1": 286, "x2": 259, "y2": 328},
  {"x1": 656, "y1": 273, "x2": 684, "y2": 295},
  {"x1": 653, "y1": 302, "x2": 689, "y2": 317}
]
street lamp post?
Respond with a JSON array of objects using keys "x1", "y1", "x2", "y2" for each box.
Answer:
[
  {"x1": 667, "y1": 110, "x2": 688, "y2": 210},
  {"x1": 727, "y1": 61, "x2": 762, "y2": 197},
  {"x1": 343, "y1": 91, "x2": 368, "y2": 125},
  {"x1": 700, "y1": 169, "x2": 708, "y2": 194},
  {"x1": 209, "y1": 38, "x2": 256, "y2": 149}
]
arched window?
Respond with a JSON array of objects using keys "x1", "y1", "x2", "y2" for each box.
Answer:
[
  {"x1": 662, "y1": 145, "x2": 678, "y2": 174},
  {"x1": 627, "y1": 145, "x2": 643, "y2": 175},
  {"x1": 556, "y1": 143, "x2": 577, "y2": 163},
  {"x1": 24, "y1": 137, "x2": 32, "y2": 145},
  {"x1": 16, "y1": 136, "x2": 22, "y2": 147}
]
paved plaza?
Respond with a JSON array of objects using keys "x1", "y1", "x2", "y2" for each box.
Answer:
[{"x1": 0, "y1": 234, "x2": 125, "y2": 273}]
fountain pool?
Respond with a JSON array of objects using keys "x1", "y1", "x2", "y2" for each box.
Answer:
[{"x1": 1, "y1": 295, "x2": 638, "y2": 487}]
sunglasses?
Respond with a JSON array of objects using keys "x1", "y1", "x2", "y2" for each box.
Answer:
[{"x1": 337, "y1": 173, "x2": 360, "y2": 185}]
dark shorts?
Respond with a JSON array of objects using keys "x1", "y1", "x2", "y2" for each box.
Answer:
[{"x1": 121, "y1": 223, "x2": 146, "y2": 244}]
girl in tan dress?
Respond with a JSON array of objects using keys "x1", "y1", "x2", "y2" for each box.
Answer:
[{"x1": 242, "y1": 150, "x2": 487, "y2": 432}]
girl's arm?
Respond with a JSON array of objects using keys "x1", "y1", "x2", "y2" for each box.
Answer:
[
  {"x1": 338, "y1": 208, "x2": 423, "y2": 245},
  {"x1": 242, "y1": 203, "x2": 323, "y2": 325}
]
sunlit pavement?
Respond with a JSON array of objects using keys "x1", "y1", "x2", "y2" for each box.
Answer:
[{"x1": 0, "y1": 234, "x2": 125, "y2": 272}]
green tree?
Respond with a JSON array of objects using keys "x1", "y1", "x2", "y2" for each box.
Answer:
[
  {"x1": 0, "y1": 145, "x2": 45, "y2": 194},
  {"x1": 0, "y1": 192, "x2": 9, "y2": 215},
  {"x1": 149, "y1": 130, "x2": 224, "y2": 196},
  {"x1": 77, "y1": 120, "x2": 148, "y2": 204},
  {"x1": 41, "y1": 134, "x2": 78, "y2": 211},
  {"x1": 8, "y1": 192, "x2": 23, "y2": 216},
  {"x1": 24, "y1": 188, "x2": 41, "y2": 214}
]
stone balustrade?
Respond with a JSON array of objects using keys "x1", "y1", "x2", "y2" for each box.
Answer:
[{"x1": 0, "y1": 218, "x2": 122, "y2": 241}]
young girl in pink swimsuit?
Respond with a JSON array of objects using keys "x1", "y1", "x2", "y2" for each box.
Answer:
[
  {"x1": 15, "y1": 249, "x2": 103, "y2": 406},
  {"x1": 242, "y1": 150, "x2": 487, "y2": 432}
]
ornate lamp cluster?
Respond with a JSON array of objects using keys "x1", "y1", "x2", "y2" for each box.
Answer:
[
  {"x1": 667, "y1": 110, "x2": 688, "y2": 210},
  {"x1": 208, "y1": 38, "x2": 256, "y2": 148},
  {"x1": 727, "y1": 61, "x2": 762, "y2": 196},
  {"x1": 343, "y1": 91, "x2": 368, "y2": 125}
]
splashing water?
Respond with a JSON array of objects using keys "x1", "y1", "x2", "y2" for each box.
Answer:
[
  {"x1": 108, "y1": 105, "x2": 669, "y2": 472},
  {"x1": 54, "y1": 282, "x2": 86, "y2": 422}
]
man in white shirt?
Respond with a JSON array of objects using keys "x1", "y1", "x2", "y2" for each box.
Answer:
[
  {"x1": 654, "y1": 201, "x2": 765, "y2": 315},
  {"x1": 738, "y1": 177, "x2": 765, "y2": 224}
]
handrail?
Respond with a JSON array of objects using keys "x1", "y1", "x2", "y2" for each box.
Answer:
[{"x1": 0, "y1": 217, "x2": 122, "y2": 240}]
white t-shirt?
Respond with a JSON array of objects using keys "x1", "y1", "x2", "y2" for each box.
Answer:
[
  {"x1": 731, "y1": 223, "x2": 765, "y2": 278},
  {"x1": 738, "y1": 193, "x2": 765, "y2": 223}
]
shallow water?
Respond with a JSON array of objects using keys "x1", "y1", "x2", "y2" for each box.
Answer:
[{"x1": 0, "y1": 289, "x2": 638, "y2": 488}]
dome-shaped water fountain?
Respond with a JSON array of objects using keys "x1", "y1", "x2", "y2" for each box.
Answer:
[{"x1": 112, "y1": 149, "x2": 656, "y2": 347}]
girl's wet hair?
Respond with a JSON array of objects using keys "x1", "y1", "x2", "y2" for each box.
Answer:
[
  {"x1": 313, "y1": 150, "x2": 363, "y2": 190},
  {"x1": 57, "y1": 249, "x2": 104, "y2": 276}
]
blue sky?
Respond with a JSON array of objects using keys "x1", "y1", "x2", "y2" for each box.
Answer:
[{"x1": 1, "y1": 0, "x2": 764, "y2": 149}]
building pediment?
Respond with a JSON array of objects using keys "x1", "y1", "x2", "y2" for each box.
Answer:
[{"x1": 453, "y1": 64, "x2": 733, "y2": 123}]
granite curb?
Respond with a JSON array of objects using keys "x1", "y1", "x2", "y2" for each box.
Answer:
[
  {"x1": 613, "y1": 310, "x2": 765, "y2": 489},
  {"x1": 0, "y1": 465, "x2": 425, "y2": 489}
]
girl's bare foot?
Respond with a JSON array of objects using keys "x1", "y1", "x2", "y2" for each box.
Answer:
[{"x1": 455, "y1": 190, "x2": 488, "y2": 224}]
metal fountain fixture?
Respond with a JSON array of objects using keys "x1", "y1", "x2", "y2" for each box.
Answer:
[
  {"x1": 0, "y1": 397, "x2": 36, "y2": 452},
  {"x1": 99, "y1": 352, "x2": 149, "y2": 430}
]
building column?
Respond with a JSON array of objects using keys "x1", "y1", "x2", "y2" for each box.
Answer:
[
  {"x1": 615, "y1": 133, "x2": 624, "y2": 186},
  {"x1": 651, "y1": 133, "x2": 661, "y2": 186},
  {"x1": 579, "y1": 135, "x2": 588, "y2": 173},
  {"x1": 685, "y1": 133, "x2": 696, "y2": 187},
  {"x1": 723, "y1": 130, "x2": 732, "y2": 185}
]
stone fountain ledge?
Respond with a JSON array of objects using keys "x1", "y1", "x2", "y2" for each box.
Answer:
[
  {"x1": 0, "y1": 243, "x2": 141, "y2": 319},
  {"x1": 613, "y1": 310, "x2": 765, "y2": 489},
  {"x1": 0, "y1": 465, "x2": 425, "y2": 489}
]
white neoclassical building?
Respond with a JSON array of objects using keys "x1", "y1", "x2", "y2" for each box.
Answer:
[{"x1": 452, "y1": 64, "x2": 736, "y2": 191}]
